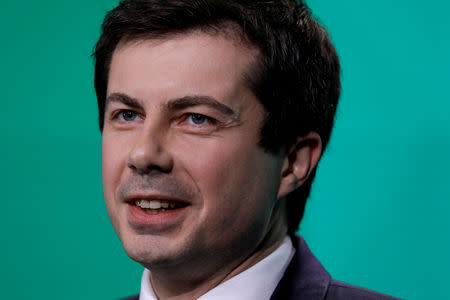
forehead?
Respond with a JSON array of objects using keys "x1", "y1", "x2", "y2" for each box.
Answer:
[{"x1": 106, "y1": 30, "x2": 260, "y2": 108}]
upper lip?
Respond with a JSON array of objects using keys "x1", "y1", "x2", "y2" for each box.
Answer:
[{"x1": 124, "y1": 193, "x2": 190, "y2": 205}]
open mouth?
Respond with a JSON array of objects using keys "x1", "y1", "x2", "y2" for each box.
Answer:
[{"x1": 133, "y1": 199, "x2": 188, "y2": 214}]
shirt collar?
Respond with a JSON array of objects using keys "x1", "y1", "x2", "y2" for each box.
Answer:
[{"x1": 139, "y1": 236, "x2": 295, "y2": 300}]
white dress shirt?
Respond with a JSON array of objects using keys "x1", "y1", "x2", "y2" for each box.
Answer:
[{"x1": 139, "y1": 236, "x2": 295, "y2": 300}]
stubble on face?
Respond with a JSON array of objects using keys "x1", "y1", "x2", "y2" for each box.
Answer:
[{"x1": 102, "y1": 29, "x2": 288, "y2": 298}]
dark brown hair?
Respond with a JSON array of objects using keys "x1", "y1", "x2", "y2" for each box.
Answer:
[{"x1": 93, "y1": 0, "x2": 341, "y2": 234}]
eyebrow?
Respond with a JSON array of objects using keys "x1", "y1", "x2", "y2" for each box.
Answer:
[
  {"x1": 166, "y1": 95, "x2": 236, "y2": 117},
  {"x1": 106, "y1": 93, "x2": 237, "y2": 118},
  {"x1": 105, "y1": 93, "x2": 143, "y2": 110}
]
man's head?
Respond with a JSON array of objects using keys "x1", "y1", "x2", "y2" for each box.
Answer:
[
  {"x1": 100, "y1": 32, "x2": 302, "y2": 279},
  {"x1": 94, "y1": 0, "x2": 340, "y2": 238},
  {"x1": 95, "y1": 2, "x2": 339, "y2": 285}
]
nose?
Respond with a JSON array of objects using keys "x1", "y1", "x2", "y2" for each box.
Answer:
[{"x1": 126, "y1": 125, "x2": 174, "y2": 174}]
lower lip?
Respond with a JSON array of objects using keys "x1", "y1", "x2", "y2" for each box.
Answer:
[{"x1": 127, "y1": 203, "x2": 187, "y2": 228}]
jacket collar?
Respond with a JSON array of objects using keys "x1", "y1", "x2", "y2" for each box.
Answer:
[{"x1": 270, "y1": 235, "x2": 331, "y2": 300}]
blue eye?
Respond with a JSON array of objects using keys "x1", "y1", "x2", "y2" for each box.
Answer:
[
  {"x1": 188, "y1": 113, "x2": 209, "y2": 125},
  {"x1": 119, "y1": 110, "x2": 139, "y2": 122}
]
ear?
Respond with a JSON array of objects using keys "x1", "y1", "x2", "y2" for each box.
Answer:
[{"x1": 277, "y1": 132, "x2": 322, "y2": 198}]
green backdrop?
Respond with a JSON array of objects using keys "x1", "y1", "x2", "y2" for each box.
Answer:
[{"x1": 1, "y1": 0, "x2": 448, "y2": 299}]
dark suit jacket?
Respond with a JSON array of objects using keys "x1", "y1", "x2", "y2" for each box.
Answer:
[{"x1": 122, "y1": 236, "x2": 400, "y2": 300}]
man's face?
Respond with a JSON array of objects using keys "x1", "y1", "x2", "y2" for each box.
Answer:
[{"x1": 102, "y1": 31, "x2": 285, "y2": 272}]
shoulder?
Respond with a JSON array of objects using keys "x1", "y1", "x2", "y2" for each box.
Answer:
[
  {"x1": 325, "y1": 280, "x2": 402, "y2": 300},
  {"x1": 270, "y1": 235, "x2": 401, "y2": 300}
]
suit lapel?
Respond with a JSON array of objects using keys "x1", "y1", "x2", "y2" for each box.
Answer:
[{"x1": 270, "y1": 235, "x2": 331, "y2": 300}]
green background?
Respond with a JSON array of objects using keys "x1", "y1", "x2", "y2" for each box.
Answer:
[{"x1": 1, "y1": 0, "x2": 448, "y2": 299}]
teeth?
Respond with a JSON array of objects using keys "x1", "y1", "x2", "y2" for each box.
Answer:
[
  {"x1": 149, "y1": 200, "x2": 161, "y2": 209},
  {"x1": 135, "y1": 199, "x2": 172, "y2": 209},
  {"x1": 135, "y1": 199, "x2": 150, "y2": 208}
]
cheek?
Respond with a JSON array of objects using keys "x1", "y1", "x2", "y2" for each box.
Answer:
[
  {"x1": 179, "y1": 139, "x2": 251, "y2": 193},
  {"x1": 179, "y1": 135, "x2": 280, "y2": 221},
  {"x1": 102, "y1": 135, "x2": 128, "y2": 204}
]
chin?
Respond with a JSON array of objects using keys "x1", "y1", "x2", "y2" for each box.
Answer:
[
  {"x1": 119, "y1": 231, "x2": 183, "y2": 268},
  {"x1": 122, "y1": 239, "x2": 164, "y2": 267}
]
